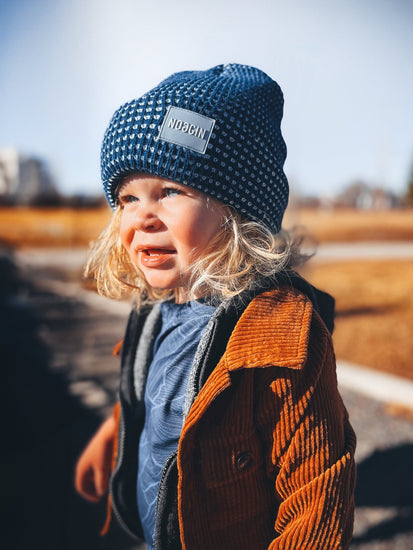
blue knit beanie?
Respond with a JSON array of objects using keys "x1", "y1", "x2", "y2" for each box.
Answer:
[{"x1": 101, "y1": 63, "x2": 289, "y2": 232}]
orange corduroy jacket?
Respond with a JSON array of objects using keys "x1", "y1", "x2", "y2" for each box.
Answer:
[{"x1": 108, "y1": 285, "x2": 356, "y2": 549}]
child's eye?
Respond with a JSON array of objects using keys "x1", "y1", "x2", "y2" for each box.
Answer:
[
  {"x1": 118, "y1": 194, "x2": 139, "y2": 205},
  {"x1": 164, "y1": 187, "x2": 182, "y2": 198}
]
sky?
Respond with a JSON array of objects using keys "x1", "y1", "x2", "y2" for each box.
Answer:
[{"x1": 0, "y1": 0, "x2": 412, "y2": 198}]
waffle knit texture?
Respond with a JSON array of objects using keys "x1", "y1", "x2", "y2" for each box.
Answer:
[{"x1": 101, "y1": 63, "x2": 289, "y2": 232}]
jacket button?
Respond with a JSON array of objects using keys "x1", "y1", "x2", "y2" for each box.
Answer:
[{"x1": 236, "y1": 451, "x2": 253, "y2": 471}]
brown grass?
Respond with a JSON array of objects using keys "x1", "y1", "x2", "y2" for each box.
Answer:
[
  {"x1": 1, "y1": 205, "x2": 412, "y2": 248},
  {"x1": 284, "y1": 206, "x2": 413, "y2": 242},
  {"x1": 0, "y1": 207, "x2": 413, "y2": 248},
  {"x1": 300, "y1": 260, "x2": 413, "y2": 381},
  {"x1": 0, "y1": 206, "x2": 112, "y2": 248},
  {"x1": 1, "y1": 205, "x2": 413, "y2": 379}
]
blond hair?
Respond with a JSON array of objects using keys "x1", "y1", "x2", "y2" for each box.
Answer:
[{"x1": 84, "y1": 206, "x2": 311, "y2": 309}]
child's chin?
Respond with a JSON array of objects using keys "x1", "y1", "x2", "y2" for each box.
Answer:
[{"x1": 146, "y1": 280, "x2": 181, "y2": 292}]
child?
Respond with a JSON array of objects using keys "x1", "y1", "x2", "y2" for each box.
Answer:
[{"x1": 75, "y1": 63, "x2": 356, "y2": 550}]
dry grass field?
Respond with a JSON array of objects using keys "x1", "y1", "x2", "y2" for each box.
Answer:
[
  {"x1": 1, "y1": 205, "x2": 412, "y2": 248},
  {"x1": 284, "y1": 206, "x2": 413, "y2": 242},
  {"x1": 1, "y1": 205, "x2": 413, "y2": 380},
  {"x1": 301, "y1": 260, "x2": 413, "y2": 380},
  {"x1": 287, "y1": 208, "x2": 413, "y2": 380},
  {"x1": 0, "y1": 206, "x2": 112, "y2": 248}
]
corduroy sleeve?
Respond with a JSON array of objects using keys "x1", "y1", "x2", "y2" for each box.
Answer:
[{"x1": 258, "y1": 314, "x2": 356, "y2": 549}]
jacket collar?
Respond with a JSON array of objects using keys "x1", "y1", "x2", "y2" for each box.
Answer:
[{"x1": 224, "y1": 287, "x2": 313, "y2": 371}]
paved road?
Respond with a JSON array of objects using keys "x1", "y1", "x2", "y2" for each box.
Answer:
[
  {"x1": 14, "y1": 240, "x2": 413, "y2": 271},
  {"x1": 3, "y1": 246, "x2": 413, "y2": 549},
  {"x1": 315, "y1": 241, "x2": 413, "y2": 261}
]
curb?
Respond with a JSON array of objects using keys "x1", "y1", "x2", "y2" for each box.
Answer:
[{"x1": 337, "y1": 360, "x2": 413, "y2": 410}]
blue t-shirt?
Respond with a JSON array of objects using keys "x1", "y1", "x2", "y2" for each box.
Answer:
[{"x1": 137, "y1": 300, "x2": 216, "y2": 548}]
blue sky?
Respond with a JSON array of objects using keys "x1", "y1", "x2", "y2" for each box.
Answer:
[{"x1": 0, "y1": 0, "x2": 412, "y2": 198}]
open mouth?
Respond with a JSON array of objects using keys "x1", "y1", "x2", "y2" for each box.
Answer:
[
  {"x1": 142, "y1": 248, "x2": 175, "y2": 256},
  {"x1": 138, "y1": 247, "x2": 176, "y2": 267}
]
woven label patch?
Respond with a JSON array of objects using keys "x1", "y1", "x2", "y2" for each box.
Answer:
[{"x1": 158, "y1": 106, "x2": 215, "y2": 154}]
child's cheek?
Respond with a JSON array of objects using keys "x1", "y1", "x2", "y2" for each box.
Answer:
[{"x1": 119, "y1": 212, "x2": 134, "y2": 250}]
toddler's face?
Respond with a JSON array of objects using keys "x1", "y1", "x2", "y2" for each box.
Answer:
[{"x1": 118, "y1": 174, "x2": 225, "y2": 302}]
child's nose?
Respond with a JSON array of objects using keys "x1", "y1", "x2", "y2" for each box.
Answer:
[{"x1": 134, "y1": 201, "x2": 162, "y2": 232}]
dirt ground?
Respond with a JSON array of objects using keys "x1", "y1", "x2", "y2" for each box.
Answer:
[{"x1": 1, "y1": 205, "x2": 413, "y2": 380}]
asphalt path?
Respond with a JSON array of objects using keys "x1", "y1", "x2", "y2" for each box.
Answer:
[
  {"x1": 3, "y1": 245, "x2": 413, "y2": 549},
  {"x1": 14, "y1": 241, "x2": 413, "y2": 270},
  {"x1": 315, "y1": 241, "x2": 413, "y2": 261}
]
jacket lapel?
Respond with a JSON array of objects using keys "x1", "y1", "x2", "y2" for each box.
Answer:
[{"x1": 225, "y1": 288, "x2": 313, "y2": 371}]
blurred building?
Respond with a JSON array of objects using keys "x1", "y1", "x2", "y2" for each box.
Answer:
[
  {"x1": 335, "y1": 182, "x2": 402, "y2": 209},
  {"x1": 295, "y1": 182, "x2": 403, "y2": 210},
  {"x1": 0, "y1": 147, "x2": 59, "y2": 205}
]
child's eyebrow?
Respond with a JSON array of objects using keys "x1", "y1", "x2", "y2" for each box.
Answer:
[{"x1": 116, "y1": 180, "x2": 132, "y2": 197}]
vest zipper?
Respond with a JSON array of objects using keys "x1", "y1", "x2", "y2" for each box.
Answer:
[{"x1": 152, "y1": 450, "x2": 179, "y2": 550}]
